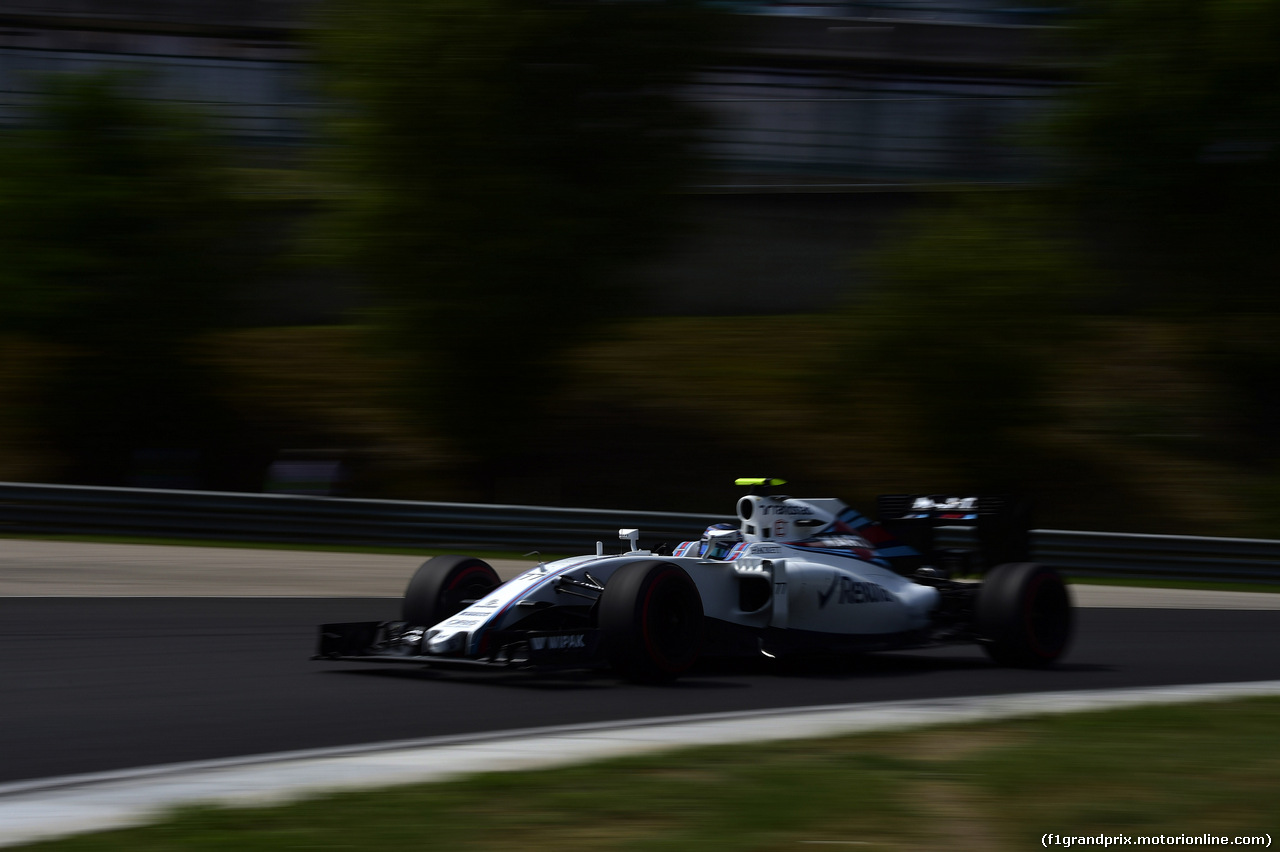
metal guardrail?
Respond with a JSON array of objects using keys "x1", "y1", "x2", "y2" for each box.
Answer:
[
  {"x1": 2, "y1": 481, "x2": 1279, "y2": 582},
  {"x1": 1032, "y1": 529, "x2": 1280, "y2": 585},
  {"x1": 0, "y1": 482, "x2": 730, "y2": 553},
  {"x1": 931, "y1": 526, "x2": 1280, "y2": 584}
]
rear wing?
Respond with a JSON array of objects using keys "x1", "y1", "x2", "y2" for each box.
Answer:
[{"x1": 876, "y1": 494, "x2": 1031, "y2": 574}]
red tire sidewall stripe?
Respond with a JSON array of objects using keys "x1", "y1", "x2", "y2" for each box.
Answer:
[
  {"x1": 640, "y1": 567, "x2": 682, "y2": 673},
  {"x1": 447, "y1": 564, "x2": 494, "y2": 592}
]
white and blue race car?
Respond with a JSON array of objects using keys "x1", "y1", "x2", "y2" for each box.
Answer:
[{"x1": 316, "y1": 479, "x2": 1072, "y2": 682}]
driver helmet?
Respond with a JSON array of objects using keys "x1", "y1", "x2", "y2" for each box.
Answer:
[{"x1": 700, "y1": 523, "x2": 743, "y2": 560}]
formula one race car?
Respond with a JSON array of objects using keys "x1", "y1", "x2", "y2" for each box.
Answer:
[{"x1": 315, "y1": 479, "x2": 1072, "y2": 682}]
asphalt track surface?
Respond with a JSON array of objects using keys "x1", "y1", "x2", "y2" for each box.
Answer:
[{"x1": 4, "y1": 596, "x2": 1280, "y2": 785}]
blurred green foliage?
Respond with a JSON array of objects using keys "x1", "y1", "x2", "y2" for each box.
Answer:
[
  {"x1": 0, "y1": 74, "x2": 270, "y2": 485},
  {"x1": 841, "y1": 196, "x2": 1096, "y2": 488},
  {"x1": 311, "y1": 0, "x2": 715, "y2": 482},
  {"x1": 1, "y1": 1, "x2": 1278, "y2": 532},
  {"x1": 1054, "y1": 0, "x2": 1280, "y2": 456},
  {"x1": 1059, "y1": 0, "x2": 1280, "y2": 315},
  {"x1": 839, "y1": 0, "x2": 1280, "y2": 506}
]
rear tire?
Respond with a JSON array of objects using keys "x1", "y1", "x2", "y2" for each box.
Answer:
[
  {"x1": 975, "y1": 562, "x2": 1072, "y2": 667},
  {"x1": 403, "y1": 555, "x2": 501, "y2": 627},
  {"x1": 599, "y1": 561, "x2": 703, "y2": 683}
]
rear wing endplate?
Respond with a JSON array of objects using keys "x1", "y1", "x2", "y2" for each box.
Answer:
[{"x1": 876, "y1": 494, "x2": 1031, "y2": 573}]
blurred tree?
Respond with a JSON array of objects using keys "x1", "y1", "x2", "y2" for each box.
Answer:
[
  {"x1": 1056, "y1": 0, "x2": 1280, "y2": 449},
  {"x1": 312, "y1": 0, "x2": 714, "y2": 490},
  {"x1": 1057, "y1": 0, "x2": 1280, "y2": 314},
  {"x1": 842, "y1": 196, "x2": 1093, "y2": 488},
  {"x1": 0, "y1": 74, "x2": 267, "y2": 485}
]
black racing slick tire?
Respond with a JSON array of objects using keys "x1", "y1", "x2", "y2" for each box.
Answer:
[
  {"x1": 402, "y1": 555, "x2": 501, "y2": 627},
  {"x1": 599, "y1": 560, "x2": 703, "y2": 683},
  {"x1": 975, "y1": 562, "x2": 1073, "y2": 667}
]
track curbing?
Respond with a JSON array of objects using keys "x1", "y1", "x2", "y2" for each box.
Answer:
[{"x1": 4, "y1": 680, "x2": 1280, "y2": 848}]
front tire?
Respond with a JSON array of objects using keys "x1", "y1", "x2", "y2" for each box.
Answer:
[
  {"x1": 403, "y1": 555, "x2": 501, "y2": 627},
  {"x1": 975, "y1": 562, "x2": 1072, "y2": 667},
  {"x1": 599, "y1": 560, "x2": 703, "y2": 683}
]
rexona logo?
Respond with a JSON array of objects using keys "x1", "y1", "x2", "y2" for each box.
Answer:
[
  {"x1": 760, "y1": 503, "x2": 815, "y2": 516},
  {"x1": 530, "y1": 634, "x2": 587, "y2": 651},
  {"x1": 817, "y1": 574, "x2": 894, "y2": 608}
]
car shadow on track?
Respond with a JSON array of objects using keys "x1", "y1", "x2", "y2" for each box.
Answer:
[
  {"x1": 317, "y1": 649, "x2": 1110, "y2": 690},
  {"x1": 318, "y1": 665, "x2": 742, "y2": 691},
  {"x1": 752, "y1": 653, "x2": 1113, "y2": 679}
]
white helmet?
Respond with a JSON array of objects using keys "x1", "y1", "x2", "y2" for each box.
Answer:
[{"x1": 700, "y1": 523, "x2": 743, "y2": 560}]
